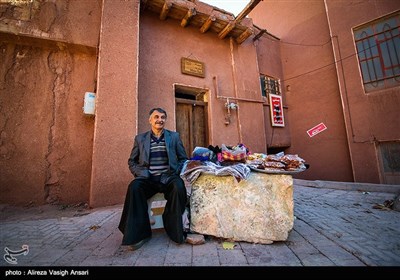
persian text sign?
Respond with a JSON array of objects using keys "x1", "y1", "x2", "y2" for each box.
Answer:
[
  {"x1": 181, "y1": 57, "x2": 205, "y2": 78},
  {"x1": 269, "y1": 94, "x2": 285, "y2": 127},
  {"x1": 307, "y1": 122, "x2": 327, "y2": 137}
]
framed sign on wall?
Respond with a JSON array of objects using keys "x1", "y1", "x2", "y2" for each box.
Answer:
[
  {"x1": 181, "y1": 57, "x2": 205, "y2": 78},
  {"x1": 269, "y1": 93, "x2": 285, "y2": 127}
]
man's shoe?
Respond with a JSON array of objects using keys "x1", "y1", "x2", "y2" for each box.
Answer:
[{"x1": 127, "y1": 237, "x2": 151, "y2": 251}]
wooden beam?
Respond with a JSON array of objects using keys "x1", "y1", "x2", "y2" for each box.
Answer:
[
  {"x1": 181, "y1": 8, "x2": 196, "y2": 27},
  {"x1": 235, "y1": 0, "x2": 263, "y2": 22},
  {"x1": 253, "y1": 29, "x2": 267, "y2": 41},
  {"x1": 200, "y1": 14, "x2": 216, "y2": 33},
  {"x1": 159, "y1": 1, "x2": 172, "y2": 20},
  {"x1": 218, "y1": 21, "x2": 235, "y2": 39},
  {"x1": 216, "y1": 0, "x2": 260, "y2": 40},
  {"x1": 254, "y1": 24, "x2": 281, "y2": 40},
  {"x1": 236, "y1": 28, "x2": 253, "y2": 44}
]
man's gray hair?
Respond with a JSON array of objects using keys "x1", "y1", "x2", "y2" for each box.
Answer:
[{"x1": 149, "y1": 107, "x2": 167, "y2": 118}]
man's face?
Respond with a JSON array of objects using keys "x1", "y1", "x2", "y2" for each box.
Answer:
[{"x1": 149, "y1": 110, "x2": 167, "y2": 130}]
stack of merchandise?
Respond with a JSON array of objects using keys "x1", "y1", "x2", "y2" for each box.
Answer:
[{"x1": 246, "y1": 152, "x2": 307, "y2": 173}]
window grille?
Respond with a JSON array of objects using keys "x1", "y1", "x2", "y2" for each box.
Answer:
[
  {"x1": 260, "y1": 75, "x2": 281, "y2": 97},
  {"x1": 354, "y1": 12, "x2": 400, "y2": 92}
]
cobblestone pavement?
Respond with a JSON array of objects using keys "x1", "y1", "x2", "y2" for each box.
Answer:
[{"x1": 1, "y1": 184, "x2": 399, "y2": 269}]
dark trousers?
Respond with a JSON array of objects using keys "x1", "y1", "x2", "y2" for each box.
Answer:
[{"x1": 118, "y1": 175, "x2": 187, "y2": 245}]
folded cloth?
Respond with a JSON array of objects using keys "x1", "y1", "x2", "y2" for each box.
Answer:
[
  {"x1": 192, "y1": 147, "x2": 214, "y2": 159},
  {"x1": 190, "y1": 155, "x2": 209, "y2": 161},
  {"x1": 180, "y1": 160, "x2": 250, "y2": 185}
]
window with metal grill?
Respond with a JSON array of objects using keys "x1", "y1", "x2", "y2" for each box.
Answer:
[
  {"x1": 354, "y1": 11, "x2": 400, "y2": 93},
  {"x1": 260, "y1": 75, "x2": 281, "y2": 97}
]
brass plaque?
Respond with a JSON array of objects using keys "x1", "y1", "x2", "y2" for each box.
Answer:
[{"x1": 181, "y1": 57, "x2": 205, "y2": 78}]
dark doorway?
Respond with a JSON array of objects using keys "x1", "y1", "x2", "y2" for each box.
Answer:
[{"x1": 175, "y1": 85, "x2": 208, "y2": 157}]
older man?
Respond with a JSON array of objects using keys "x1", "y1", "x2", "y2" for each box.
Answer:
[{"x1": 118, "y1": 107, "x2": 188, "y2": 250}]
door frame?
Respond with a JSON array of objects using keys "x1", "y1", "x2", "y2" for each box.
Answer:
[{"x1": 173, "y1": 84, "x2": 210, "y2": 155}]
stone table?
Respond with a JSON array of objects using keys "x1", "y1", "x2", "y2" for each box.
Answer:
[{"x1": 190, "y1": 172, "x2": 294, "y2": 244}]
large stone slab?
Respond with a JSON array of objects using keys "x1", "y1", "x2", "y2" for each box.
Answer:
[{"x1": 190, "y1": 172, "x2": 294, "y2": 244}]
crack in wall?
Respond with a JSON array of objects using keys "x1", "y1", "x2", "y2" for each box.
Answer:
[
  {"x1": 44, "y1": 50, "x2": 72, "y2": 204},
  {"x1": 1, "y1": 0, "x2": 99, "y2": 206}
]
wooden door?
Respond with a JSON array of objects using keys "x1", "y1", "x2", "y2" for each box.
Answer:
[
  {"x1": 176, "y1": 100, "x2": 207, "y2": 157},
  {"x1": 378, "y1": 142, "x2": 400, "y2": 185}
]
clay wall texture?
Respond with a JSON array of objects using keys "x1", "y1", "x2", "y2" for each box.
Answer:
[
  {"x1": 89, "y1": 0, "x2": 141, "y2": 207},
  {"x1": 137, "y1": 9, "x2": 266, "y2": 152},
  {"x1": 0, "y1": 0, "x2": 101, "y2": 205},
  {"x1": 250, "y1": 0, "x2": 400, "y2": 183}
]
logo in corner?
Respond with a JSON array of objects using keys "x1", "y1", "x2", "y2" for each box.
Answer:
[{"x1": 4, "y1": 245, "x2": 29, "y2": 265}]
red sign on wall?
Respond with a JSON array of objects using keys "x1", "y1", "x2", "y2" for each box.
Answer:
[
  {"x1": 269, "y1": 94, "x2": 285, "y2": 127},
  {"x1": 307, "y1": 122, "x2": 327, "y2": 137}
]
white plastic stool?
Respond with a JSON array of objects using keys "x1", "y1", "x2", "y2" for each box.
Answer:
[{"x1": 147, "y1": 193, "x2": 166, "y2": 229}]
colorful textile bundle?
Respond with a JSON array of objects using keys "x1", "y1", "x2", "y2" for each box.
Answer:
[{"x1": 221, "y1": 144, "x2": 248, "y2": 162}]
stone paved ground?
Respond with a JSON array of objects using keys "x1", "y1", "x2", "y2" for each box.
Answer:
[{"x1": 1, "y1": 185, "x2": 399, "y2": 270}]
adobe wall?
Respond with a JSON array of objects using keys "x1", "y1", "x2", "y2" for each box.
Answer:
[
  {"x1": 0, "y1": 0, "x2": 101, "y2": 205},
  {"x1": 250, "y1": 0, "x2": 354, "y2": 182},
  {"x1": 137, "y1": 10, "x2": 267, "y2": 154},
  {"x1": 255, "y1": 33, "x2": 292, "y2": 149},
  {"x1": 324, "y1": 0, "x2": 400, "y2": 183},
  {"x1": 0, "y1": 0, "x2": 101, "y2": 47},
  {"x1": 89, "y1": 0, "x2": 141, "y2": 208}
]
